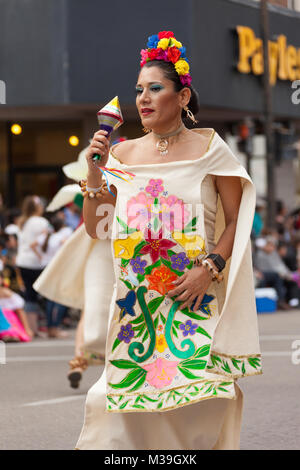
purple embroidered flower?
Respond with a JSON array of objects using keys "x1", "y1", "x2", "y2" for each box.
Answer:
[
  {"x1": 130, "y1": 256, "x2": 147, "y2": 274},
  {"x1": 171, "y1": 252, "x2": 190, "y2": 271},
  {"x1": 156, "y1": 48, "x2": 168, "y2": 61},
  {"x1": 179, "y1": 320, "x2": 198, "y2": 337},
  {"x1": 145, "y1": 179, "x2": 164, "y2": 197},
  {"x1": 117, "y1": 324, "x2": 134, "y2": 344},
  {"x1": 180, "y1": 73, "x2": 192, "y2": 87}
]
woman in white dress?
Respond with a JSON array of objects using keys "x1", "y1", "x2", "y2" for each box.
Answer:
[{"x1": 76, "y1": 31, "x2": 261, "y2": 450}]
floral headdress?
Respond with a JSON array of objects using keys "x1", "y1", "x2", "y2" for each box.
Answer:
[{"x1": 140, "y1": 31, "x2": 192, "y2": 87}]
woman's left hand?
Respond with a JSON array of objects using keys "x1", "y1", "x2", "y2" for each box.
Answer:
[{"x1": 167, "y1": 265, "x2": 213, "y2": 311}]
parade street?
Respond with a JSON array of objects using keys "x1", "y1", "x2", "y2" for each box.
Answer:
[{"x1": 1, "y1": 309, "x2": 300, "y2": 451}]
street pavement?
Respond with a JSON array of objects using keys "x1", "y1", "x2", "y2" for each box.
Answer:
[{"x1": 1, "y1": 309, "x2": 300, "y2": 450}]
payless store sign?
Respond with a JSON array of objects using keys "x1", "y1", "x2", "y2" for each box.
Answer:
[{"x1": 236, "y1": 26, "x2": 300, "y2": 85}]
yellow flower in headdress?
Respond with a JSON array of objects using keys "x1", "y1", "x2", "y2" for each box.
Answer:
[
  {"x1": 114, "y1": 231, "x2": 144, "y2": 260},
  {"x1": 170, "y1": 38, "x2": 183, "y2": 49},
  {"x1": 175, "y1": 59, "x2": 190, "y2": 76},
  {"x1": 157, "y1": 38, "x2": 170, "y2": 50},
  {"x1": 172, "y1": 231, "x2": 206, "y2": 259}
]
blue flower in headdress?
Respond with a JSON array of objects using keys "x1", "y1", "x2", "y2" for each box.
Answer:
[
  {"x1": 190, "y1": 293, "x2": 215, "y2": 315},
  {"x1": 147, "y1": 34, "x2": 159, "y2": 49},
  {"x1": 116, "y1": 290, "x2": 137, "y2": 321},
  {"x1": 179, "y1": 46, "x2": 187, "y2": 58}
]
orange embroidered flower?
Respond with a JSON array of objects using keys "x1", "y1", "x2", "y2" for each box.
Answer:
[{"x1": 146, "y1": 265, "x2": 178, "y2": 296}]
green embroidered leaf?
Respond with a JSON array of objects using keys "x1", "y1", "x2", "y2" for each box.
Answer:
[
  {"x1": 173, "y1": 320, "x2": 182, "y2": 329},
  {"x1": 219, "y1": 382, "x2": 233, "y2": 387},
  {"x1": 121, "y1": 258, "x2": 130, "y2": 267},
  {"x1": 108, "y1": 405, "x2": 112, "y2": 410},
  {"x1": 181, "y1": 308, "x2": 208, "y2": 321},
  {"x1": 180, "y1": 359, "x2": 207, "y2": 370},
  {"x1": 186, "y1": 261, "x2": 194, "y2": 270},
  {"x1": 119, "y1": 400, "x2": 130, "y2": 409},
  {"x1": 213, "y1": 389, "x2": 217, "y2": 396},
  {"x1": 153, "y1": 217, "x2": 159, "y2": 232},
  {"x1": 116, "y1": 216, "x2": 136, "y2": 234},
  {"x1": 194, "y1": 344, "x2": 211, "y2": 358},
  {"x1": 135, "y1": 325, "x2": 146, "y2": 338},
  {"x1": 112, "y1": 338, "x2": 121, "y2": 352},
  {"x1": 154, "y1": 197, "x2": 159, "y2": 208},
  {"x1": 110, "y1": 359, "x2": 142, "y2": 370},
  {"x1": 148, "y1": 296, "x2": 164, "y2": 315},
  {"x1": 107, "y1": 396, "x2": 118, "y2": 406},
  {"x1": 132, "y1": 404, "x2": 146, "y2": 409},
  {"x1": 167, "y1": 250, "x2": 177, "y2": 257},
  {"x1": 118, "y1": 395, "x2": 124, "y2": 402},
  {"x1": 221, "y1": 361, "x2": 232, "y2": 374},
  {"x1": 128, "y1": 372, "x2": 147, "y2": 392},
  {"x1": 172, "y1": 326, "x2": 178, "y2": 339},
  {"x1": 160, "y1": 312, "x2": 166, "y2": 325},
  {"x1": 157, "y1": 401, "x2": 163, "y2": 409},
  {"x1": 109, "y1": 368, "x2": 146, "y2": 389},
  {"x1": 205, "y1": 384, "x2": 213, "y2": 394},
  {"x1": 145, "y1": 259, "x2": 161, "y2": 274},
  {"x1": 248, "y1": 357, "x2": 261, "y2": 369},
  {"x1": 142, "y1": 329, "x2": 149, "y2": 342},
  {"x1": 231, "y1": 358, "x2": 242, "y2": 371},
  {"x1": 120, "y1": 279, "x2": 133, "y2": 290},
  {"x1": 182, "y1": 217, "x2": 198, "y2": 233},
  {"x1": 241, "y1": 361, "x2": 246, "y2": 375},
  {"x1": 160, "y1": 257, "x2": 172, "y2": 269},
  {"x1": 130, "y1": 314, "x2": 145, "y2": 325},
  {"x1": 132, "y1": 240, "x2": 148, "y2": 257},
  {"x1": 178, "y1": 365, "x2": 204, "y2": 380},
  {"x1": 154, "y1": 316, "x2": 159, "y2": 329},
  {"x1": 137, "y1": 273, "x2": 145, "y2": 283},
  {"x1": 195, "y1": 326, "x2": 212, "y2": 339},
  {"x1": 218, "y1": 386, "x2": 230, "y2": 393},
  {"x1": 210, "y1": 354, "x2": 222, "y2": 366},
  {"x1": 142, "y1": 395, "x2": 159, "y2": 403}
]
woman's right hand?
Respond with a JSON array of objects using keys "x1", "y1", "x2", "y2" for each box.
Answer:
[{"x1": 86, "y1": 130, "x2": 110, "y2": 178}]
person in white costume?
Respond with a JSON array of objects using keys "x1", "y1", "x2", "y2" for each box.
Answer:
[
  {"x1": 33, "y1": 147, "x2": 113, "y2": 387},
  {"x1": 75, "y1": 31, "x2": 261, "y2": 450}
]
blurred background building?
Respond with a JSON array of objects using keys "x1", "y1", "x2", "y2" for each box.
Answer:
[{"x1": 0, "y1": 0, "x2": 299, "y2": 208}]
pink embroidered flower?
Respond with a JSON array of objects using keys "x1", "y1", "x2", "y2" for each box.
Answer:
[
  {"x1": 127, "y1": 192, "x2": 154, "y2": 230},
  {"x1": 159, "y1": 195, "x2": 190, "y2": 231},
  {"x1": 143, "y1": 358, "x2": 179, "y2": 389},
  {"x1": 145, "y1": 179, "x2": 164, "y2": 197}
]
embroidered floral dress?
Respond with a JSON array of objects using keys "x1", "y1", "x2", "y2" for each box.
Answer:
[{"x1": 104, "y1": 129, "x2": 238, "y2": 413}]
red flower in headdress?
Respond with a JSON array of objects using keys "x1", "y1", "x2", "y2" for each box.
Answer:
[
  {"x1": 167, "y1": 47, "x2": 181, "y2": 64},
  {"x1": 158, "y1": 31, "x2": 175, "y2": 40},
  {"x1": 148, "y1": 48, "x2": 159, "y2": 61}
]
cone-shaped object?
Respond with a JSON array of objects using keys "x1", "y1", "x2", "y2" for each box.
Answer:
[{"x1": 93, "y1": 96, "x2": 124, "y2": 161}]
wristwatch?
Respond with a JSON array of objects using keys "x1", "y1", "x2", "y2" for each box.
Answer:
[{"x1": 205, "y1": 253, "x2": 226, "y2": 272}]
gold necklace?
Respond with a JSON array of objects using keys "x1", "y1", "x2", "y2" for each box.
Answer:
[{"x1": 153, "y1": 124, "x2": 185, "y2": 156}]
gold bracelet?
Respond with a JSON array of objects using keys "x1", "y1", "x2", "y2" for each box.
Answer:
[
  {"x1": 80, "y1": 179, "x2": 107, "y2": 199},
  {"x1": 193, "y1": 257, "x2": 224, "y2": 283}
]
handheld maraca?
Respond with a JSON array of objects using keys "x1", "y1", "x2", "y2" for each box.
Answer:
[{"x1": 92, "y1": 96, "x2": 124, "y2": 161}]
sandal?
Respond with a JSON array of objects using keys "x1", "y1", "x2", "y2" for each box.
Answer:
[{"x1": 67, "y1": 356, "x2": 88, "y2": 389}]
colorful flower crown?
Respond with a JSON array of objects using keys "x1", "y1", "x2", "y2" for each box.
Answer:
[{"x1": 140, "y1": 31, "x2": 192, "y2": 87}]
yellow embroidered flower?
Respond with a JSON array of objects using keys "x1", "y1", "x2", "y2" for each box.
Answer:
[
  {"x1": 114, "y1": 231, "x2": 144, "y2": 260},
  {"x1": 172, "y1": 231, "x2": 206, "y2": 259},
  {"x1": 157, "y1": 38, "x2": 170, "y2": 50},
  {"x1": 156, "y1": 334, "x2": 168, "y2": 353},
  {"x1": 174, "y1": 59, "x2": 190, "y2": 76},
  {"x1": 169, "y1": 38, "x2": 183, "y2": 49}
]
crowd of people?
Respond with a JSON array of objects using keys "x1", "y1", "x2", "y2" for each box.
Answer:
[
  {"x1": 252, "y1": 199, "x2": 300, "y2": 310},
  {"x1": 0, "y1": 190, "x2": 300, "y2": 343},
  {"x1": 0, "y1": 193, "x2": 82, "y2": 342}
]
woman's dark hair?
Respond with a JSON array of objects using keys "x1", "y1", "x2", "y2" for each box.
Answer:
[{"x1": 142, "y1": 60, "x2": 200, "y2": 119}]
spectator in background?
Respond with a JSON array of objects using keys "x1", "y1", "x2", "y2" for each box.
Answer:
[
  {"x1": 252, "y1": 199, "x2": 265, "y2": 239},
  {"x1": 0, "y1": 193, "x2": 6, "y2": 233},
  {"x1": 63, "y1": 202, "x2": 81, "y2": 230},
  {"x1": 36, "y1": 214, "x2": 73, "y2": 338},
  {"x1": 16, "y1": 195, "x2": 50, "y2": 336},
  {"x1": 254, "y1": 235, "x2": 299, "y2": 310},
  {"x1": 4, "y1": 207, "x2": 21, "y2": 240}
]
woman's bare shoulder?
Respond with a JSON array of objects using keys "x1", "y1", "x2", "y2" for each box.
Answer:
[{"x1": 110, "y1": 136, "x2": 146, "y2": 164}]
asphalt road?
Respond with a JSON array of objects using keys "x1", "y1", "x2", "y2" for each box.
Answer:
[{"x1": 1, "y1": 309, "x2": 300, "y2": 450}]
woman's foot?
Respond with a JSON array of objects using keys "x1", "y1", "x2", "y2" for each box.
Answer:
[
  {"x1": 67, "y1": 356, "x2": 88, "y2": 389},
  {"x1": 48, "y1": 327, "x2": 69, "y2": 339}
]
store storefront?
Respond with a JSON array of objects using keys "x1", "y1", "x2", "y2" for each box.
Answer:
[{"x1": 0, "y1": 0, "x2": 299, "y2": 207}]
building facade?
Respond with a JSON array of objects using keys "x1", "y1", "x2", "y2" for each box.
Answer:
[{"x1": 0, "y1": 0, "x2": 299, "y2": 208}]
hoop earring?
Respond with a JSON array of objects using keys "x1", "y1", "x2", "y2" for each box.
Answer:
[
  {"x1": 184, "y1": 106, "x2": 198, "y2": 125},
  {"x1": 142, "y1": 127, "x2": 151, "y2": 134}
]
